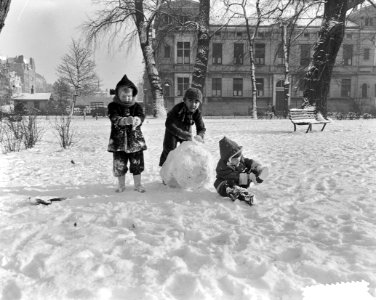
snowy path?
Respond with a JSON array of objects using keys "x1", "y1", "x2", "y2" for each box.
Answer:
[{"x1": 1, "y1": 117, "x2": 375, "y2": 300}]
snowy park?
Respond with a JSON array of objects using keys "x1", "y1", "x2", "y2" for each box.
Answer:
[{"x1": 0, "y1": 117, "x2": 375, "y2": 300}]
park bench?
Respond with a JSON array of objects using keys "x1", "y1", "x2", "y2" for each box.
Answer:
[{"x1": 289, "y1": 108, "x2": 330, "y2": 133}]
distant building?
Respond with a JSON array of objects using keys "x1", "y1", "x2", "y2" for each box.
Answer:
[
  {"x1": 73, "y1": 92, "x2": 113, "y2": 115},
  {"x1": 12, "y1": 92, "x2": 52, "y2": 113},
  {"x1": 6, "y1": 55, "x2": 36, "y2": 93},
  {"x1": 145, "y1": 0, "x2": 376, "y2": 115},
  {"x1": 0, "y1": 55, "x2": 50, "y2": 100}
]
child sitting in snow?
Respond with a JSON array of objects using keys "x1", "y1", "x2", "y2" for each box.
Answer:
[
  {"x1": 159, "y1": 87, "x2": 206, "y2": 167},
  {"x1": 214, "y1": 137, "x2": 269, "y2": 205},
  {"x1": 107, "y1": 74, "x2": 147, "y2": 193}
]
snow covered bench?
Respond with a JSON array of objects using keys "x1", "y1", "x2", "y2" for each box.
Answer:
[{"x1": 289, "y1": 108, "x2": 330, "y2": 133}]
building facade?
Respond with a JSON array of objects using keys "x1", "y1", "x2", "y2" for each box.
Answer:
[
  {"x1": 0, "y1": 55, "x2": 50, "y2": 105},
  {"x1": 146, "y1": 1, "x2": 376, "y2": 116}
]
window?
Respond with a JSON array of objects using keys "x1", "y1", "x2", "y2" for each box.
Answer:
[
  {"x1": 212, "y1": 78, "x2": 222, "y2": 96},
  {"x1": 343, "y1": 44, "x2": 353, "y2": 66},
  {"x1": 365, "y1": 17, "x2": 373, "y2": 26},
  {"x1": 276, "y1": 43, "x2": 284, "y2": 65},
  {"x1": 303, "y1": 32, "x2": 310, "y2": 38},
  {"x1": 162, "y1": 15, "x2": 172, "y2": 24},
  {"x1": 212, "y1": 43, "x2": 222, "y2": 64},
  {"x1": 177, "y1": 42, "x2": 190, "y2": 64},
  {"x1": 236, "y1": 32, "x2": 242, "y2": 38},
  {"x1": 346, "y1": 33, "x2": 352, "y2": 39},
  {"x1": 300, "y1": 44, "x2": 311, "y2": 66},
  {"x1": 374, "y1": 84, "x2": 376, "y2": 97},
  {"x1": 164, "y1": 45, "x2": 171, "y2": 58},
  {"x1": 34, "y1": 101, "x2": 40, "y2": 110},
  {"x1": 361, "y1": 83, "x2": 368, "y2": 98},
  {"x1": 234, "y1": 43, "x2": 244, "y2": 65},
  {"x1": 256, "y1": 78, "x2": 264, "y2": 96},
  {"x1": 233, "y1": 78, "x2": 243, "y2": 96},
  {"x1": 364, "y1": 48, "x2": 370, "y2": 60},
  {"x1": 163, "y1": 81, "x2": 171, "y2": 97},
  {"x1": 215, "y1": 31, "x2": 221, "y2": 37},
  {"x1": 255, "y1": 44, "x2": 265, "y2": 65},
  {"x1": 179, "y1": 15, "x2": 189, "y2": 24},
  {"x1": 177, "y1": 77, "x2": 189, "y2": 96},
  {"x1": 341, "y1": 79, "x2": 351, "y2": 97}
]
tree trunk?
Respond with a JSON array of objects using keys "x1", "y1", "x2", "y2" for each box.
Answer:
[
  {"x1": 245, "y1": 0, "x2": 261, "y2": 119},
  {"x1": 135, "y1": 0, "x2": 166, "y2": 118},
  {"x1": 141, "y1": 41, "x2": 166, "y2": 118},
  {"x1": 303, "y1": 0, "x2": 348, "y2": 117},
  {"x1": 191, "y1": 0, "x2": 210, "y2": 93},
  {"x1": 281, "y1": 23, "x2": 290, "y2": 118},
  {"x1": 249, "y1": 38, "x2": 258, "y2": 119},
  {"x1": 0, "y1": 0, "x2": 11, "y2": 34}
]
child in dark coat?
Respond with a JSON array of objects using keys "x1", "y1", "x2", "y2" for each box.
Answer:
[
  {"x1": 159, "y1": 87, "x2": 206, "y2": 167},
  {"x1": 107, "y1": 75, "x2": 147, "y2": 193},
  {"x1": 214, "y1": 137, "x2": 269, "y2": 204}
]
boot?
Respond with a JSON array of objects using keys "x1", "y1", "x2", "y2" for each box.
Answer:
[
  {"x1": 116, "y1": 175, "x2": 125, "y2": 193},
  {"x1": 133, "y1": 174, "x2": 145, "y2": 193},
  {"x1": 226, "y1": 185, "x2": 254, "y2": 206}
]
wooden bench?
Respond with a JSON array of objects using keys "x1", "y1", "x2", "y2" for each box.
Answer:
[{"x1": 289, "y1": 108, "x2": 330, "y2": 133}]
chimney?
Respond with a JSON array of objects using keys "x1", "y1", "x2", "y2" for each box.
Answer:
[{"x1": 31, "y1": 85, "x2": 34, "y2": 94}]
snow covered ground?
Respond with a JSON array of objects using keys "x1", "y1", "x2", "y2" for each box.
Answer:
[{"x1": 1, "y1": 116, "x2": 375, "y2": 300}]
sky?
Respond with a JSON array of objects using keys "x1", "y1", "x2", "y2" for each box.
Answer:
[{"x1": 0, "y1": 0, "x2": 143, "y2": 91}]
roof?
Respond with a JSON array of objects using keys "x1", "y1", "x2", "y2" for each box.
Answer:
[
  {"x1": 211, "y1": 18, "x2": 360, "y2": 28},
  {"x1": 12, "y1": 93, "x2": 51, "y2": 101}
]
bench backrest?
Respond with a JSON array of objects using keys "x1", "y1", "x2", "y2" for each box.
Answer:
[{"x1": 289, "y1": 108, "x2": 316, "y2": 121}]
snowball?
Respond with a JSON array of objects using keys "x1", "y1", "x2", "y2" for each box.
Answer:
[{"x1": 160, "y1": 140, "x2": 215, "y2": 189}]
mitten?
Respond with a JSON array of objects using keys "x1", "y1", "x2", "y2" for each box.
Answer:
[
  {"x1": 248, "y1": 172, "x2": 258, "y2": 185},
  {"x1": 132, "y1": 116, "x2": 142, "y2": 128},
  {"x1": 126, "y1": 116, "x2": 133, "y2": 125},
  {"x1": 118, "y1": 116, "x2": 133, "y2": 126},
  {"x1": 118, "y1": 117, "x2": 127, "y2": 126},
  {"x1": 258, "y1": 166, "x2": 269, "y2": 181},
  {"x1": 193, "y1": 135, "x2": 204, "y2": 143}
]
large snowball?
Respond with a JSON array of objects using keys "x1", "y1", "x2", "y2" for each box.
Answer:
[{"x1": 160, "y1": 140, "x2": 215, "y2": 189}]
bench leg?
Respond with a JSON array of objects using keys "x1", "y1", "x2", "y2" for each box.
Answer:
[
  {"x1": 305, "y1": 124, "x2": 311, "y2": 133},
  {"x1": 294, "y1": 124, "x2": 296, "y2": 132},
  {"x1": 321, "y1": 123, "x2": 327, "y2": 131}
]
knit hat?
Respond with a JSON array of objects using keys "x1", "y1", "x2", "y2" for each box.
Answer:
[
  {"x1": 183, "y1": 87, "x2": 203, "y2": 103},
  {"x1": 219, "y1": 136, "x2": 243, "y2": 162},
  {"x1": 115, "y1": 74, "x2": 138, "y2": 97}
]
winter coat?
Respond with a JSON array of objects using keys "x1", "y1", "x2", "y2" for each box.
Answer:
[
  {"x1": 107, "y1": 99, "x2": 147, "y2": 153},
  {"x1": 165, "y1": 102, "x2": 206, "y2": 141},
  {"x1": 214, "y1": 137, "x2": 257, "y2": 188}
]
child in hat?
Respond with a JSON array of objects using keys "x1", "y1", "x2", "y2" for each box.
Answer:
[
  {"x1": 214, "y1": 136, "x2": 269, "y2": 205},
  {"x1": 107, "y1": 74, "x2": 147, "y2": 193},
  {"x1": 159, "y1": 87, "x2": 206, "y2": 167}
]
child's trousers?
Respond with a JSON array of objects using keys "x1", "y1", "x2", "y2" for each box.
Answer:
[
  {"x1": 113, "y1": 151, "x2": 144, "y2": 177},
  {"x1": 159, "y1": 131, "x2": 184, "y2": 167}
]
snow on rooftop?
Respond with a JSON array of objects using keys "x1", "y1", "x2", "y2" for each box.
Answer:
[{"x1": 11, "y1": 93, "x2": 51, "y2": 100}]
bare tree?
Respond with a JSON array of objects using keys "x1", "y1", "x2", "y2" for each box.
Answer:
[
  {"x1": 0, "y1": 0, "x2": 11, "y2": 34},
  {"x1": 56, "y1": 39, "x2": 99, "y2": 115},
  {"x1": 224, "y1": 0, "x2": 278, "y2": 119},
  {"x1": 272, "y1": 0, "x2": 322, "y2": 117},
  {"x1": 302, "y1": 1, "x2": 348, "y2": 116},
  {"x1": 84, "y1": 0, "x2": 167, "y2": 118},
  {"x1": 302, "y1": 0, "x2": 374, "y2": 116},
  {"x1": 191, "y1": 0, "x2": 210, "y2": 91}
]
